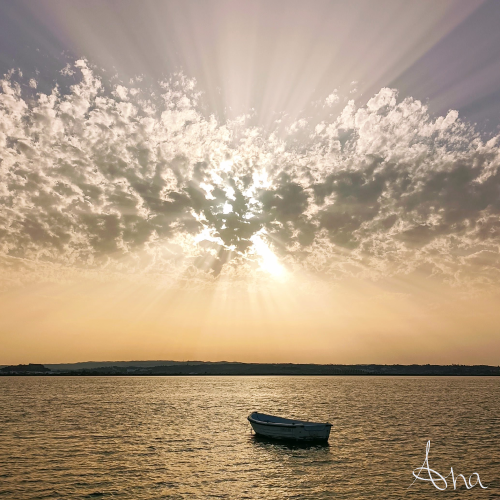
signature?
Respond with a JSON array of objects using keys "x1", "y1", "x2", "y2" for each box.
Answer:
[{"x1": 409, "y1": 440, "x2": 488, "y2": 491}]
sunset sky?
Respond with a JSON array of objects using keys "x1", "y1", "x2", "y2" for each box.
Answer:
[{"x1": 1, "y1": 0, "x2": 500, "y2": 365}]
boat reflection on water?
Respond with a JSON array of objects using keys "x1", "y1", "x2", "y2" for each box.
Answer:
[{"x1": 250, "y1": 433, "x2": 330, "y2": 450}]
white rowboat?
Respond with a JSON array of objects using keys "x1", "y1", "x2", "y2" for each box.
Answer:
[{"x1": 248, "y1": 412, "x2": 332, "y2": 442}]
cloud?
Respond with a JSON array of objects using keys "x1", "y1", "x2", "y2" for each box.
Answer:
[
  {"x1": 324, "y1": 91, "x2": 339, "y2": 107},
  {"x1": 1, "y1": 60, "x2": 500, "y2": 289}
]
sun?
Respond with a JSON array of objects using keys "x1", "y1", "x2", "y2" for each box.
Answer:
[{"x1": 250, "y1": 234, "x2": 286, "y2": 277}]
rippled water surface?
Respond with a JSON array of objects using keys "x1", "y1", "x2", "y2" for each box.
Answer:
[{"x1": 0, "y1": 376, "x2": 498, "y2": 499}]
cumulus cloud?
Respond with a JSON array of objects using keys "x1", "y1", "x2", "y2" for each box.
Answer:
[
  {"x1": 1, "y1": 60, "x2": 500, "y2": 289},
  {"x1": 324, "y1": 91, "x2": 339, "y2": 107}
]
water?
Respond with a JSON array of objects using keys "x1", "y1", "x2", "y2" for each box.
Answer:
[{"x1": 0, "y1": 376, "x2": 498, "y2": 499}]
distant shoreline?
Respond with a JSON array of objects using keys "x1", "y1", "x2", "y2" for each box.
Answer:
[
  {"x1": 1, "y1": 362, "x2": 499, "y2": 376},
  {"x1": 2, "y1": 373, "x2": 499, "y2": 377}
]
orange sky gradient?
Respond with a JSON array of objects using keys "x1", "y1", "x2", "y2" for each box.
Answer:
[{"x1": 2, "y1": 272, "x2": 499, "y2": 365}]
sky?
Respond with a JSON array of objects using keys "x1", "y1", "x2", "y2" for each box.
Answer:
[{"x1": 1, "y1": 0, "x2": 500, "y2": 365}]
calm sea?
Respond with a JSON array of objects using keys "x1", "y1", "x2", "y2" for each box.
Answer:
[{"x1": 0, "y1": 376, "x2": 498, "y2": 499}]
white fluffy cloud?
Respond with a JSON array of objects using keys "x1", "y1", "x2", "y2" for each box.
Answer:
[{"x1": 1, "y1": 60, "x2": 500, "y2": 289}]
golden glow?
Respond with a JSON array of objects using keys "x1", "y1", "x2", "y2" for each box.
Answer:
[
  {"x1": 1, "y1": 271, "x2": 500, "y2": 365},
  {"x1": 250, "y1": 234, "x2": 286, "y2": 278}
]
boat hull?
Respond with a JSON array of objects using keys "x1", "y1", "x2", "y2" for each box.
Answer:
[{"x1": 248, "y1": 412, "x2": 331, "y2": 442}]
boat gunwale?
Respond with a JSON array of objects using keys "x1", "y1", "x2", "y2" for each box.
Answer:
[{"x1": 248, "y1": 412, "x2": 332, "y2": 428}]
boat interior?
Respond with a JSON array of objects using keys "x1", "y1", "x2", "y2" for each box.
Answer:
[{"x1": 249, "y1": 412, "x2": 328, "y2": 426}]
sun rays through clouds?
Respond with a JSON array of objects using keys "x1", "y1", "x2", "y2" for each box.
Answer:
[{"x1": 1, "y1": 59, "x2": 500, "y2": 295}]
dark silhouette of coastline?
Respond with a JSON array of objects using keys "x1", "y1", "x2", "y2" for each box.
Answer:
[
  {"x1": 0, "y1": 363, "x2": 50, "y2": 374},
  {"x1": 1, "y1": 362, "x2": 499, "y2": 376}
]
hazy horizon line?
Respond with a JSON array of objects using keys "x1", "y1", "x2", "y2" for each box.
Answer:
[{"x1": 2, "y1": 360, "x2": 499, "y2": 367}]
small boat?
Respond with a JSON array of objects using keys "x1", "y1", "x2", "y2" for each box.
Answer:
[{"x1": 248, "y1": 412, "x2": 332, "y2": 442}]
